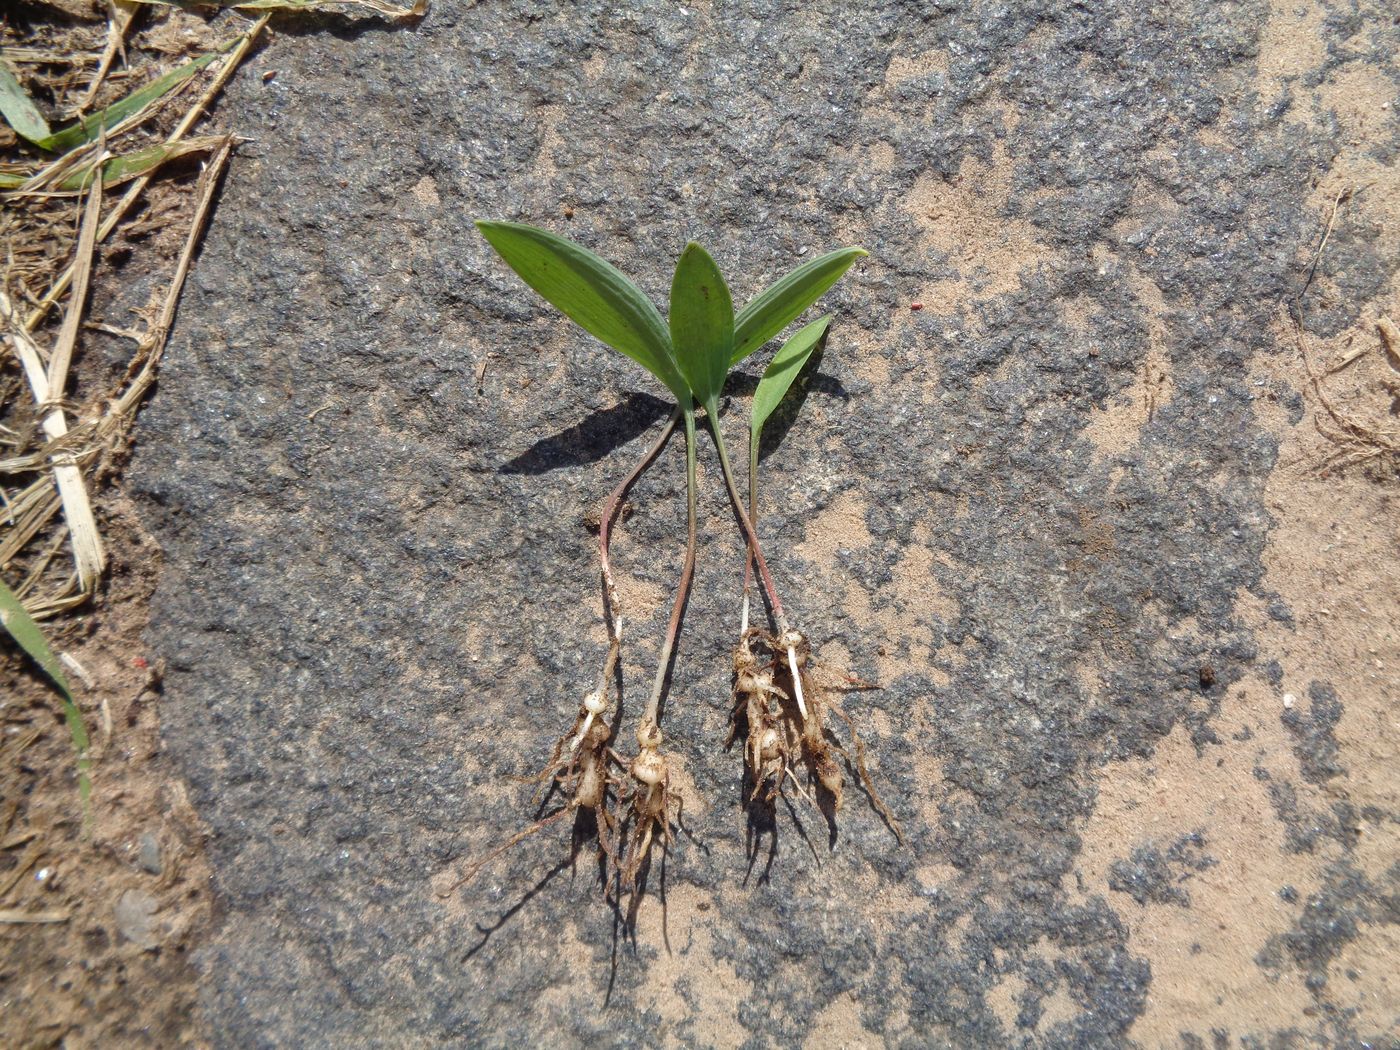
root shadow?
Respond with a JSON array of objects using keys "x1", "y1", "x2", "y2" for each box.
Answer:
[
  {"x1": 742, "y1": 786, "x2": 779, "y2": 887},
  {"x1": 461, "y1": 854, "x2": 572, "y2": 962}
]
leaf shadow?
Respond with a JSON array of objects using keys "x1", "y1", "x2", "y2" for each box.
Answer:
[{"x1": 499, "y1": 393, "x2": 671, "y2": 475}]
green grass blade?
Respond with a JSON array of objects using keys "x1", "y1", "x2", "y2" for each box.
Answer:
[
  {"x1": 0, "y1": 579, "x2": 91, "y2": 802},
  {"x1": 750, "y1": 314, "x2": 831, "y2": 441},
  {"x1": 35, "y1": 50, "x2": 222, "y2": 154},
  {"x1": 732, "y1": 247, "x2": 865, "y2": 366},
  {"x1": 0, "y1": 136, "x2": 227, "y2": 191},
  {"x1": 0, "y1": 62, "x2": 52, "y2": 145},
  {"x1": 668, "y1": 242, "x2": 733, "y2": 408},
  {"x1": 476, "y1": 220, "x2": 689, "y2": 401}
]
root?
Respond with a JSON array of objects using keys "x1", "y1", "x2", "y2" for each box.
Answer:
[
  {"x1": 825, "y1": 697, "x2": 904, "y2": 844},
  {"x1": 729, "y1": 629, "x2": 901, "y2": 844},
  {"x1": 438, "y1": 808, "x2": 571, "y2": 897},
  {"x1": 445, "y1": 717, "x2": 626, "y2": 897},
  {"x1": 614, "y1": 720, "x2": 680, "y2": 900}
]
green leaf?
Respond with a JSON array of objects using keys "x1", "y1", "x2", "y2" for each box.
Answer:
[
  {"x1": 751, "y1": 314, "x2": 830, "y2": 439},
  {"x1": 0, "y1": 62, "x2": 52, "y2": 145},
  {"x1": 668, "y1": 242, "x2": 733, "y2": 408},
  {"x1": 476, "y1": 220, "x2": 689, "y2": 401},
  {"x1": 35, "y1": 50, "x2": 223, "y2": 154},
  {"x1": 732, "y1": 247, "x2": 866, "y2": 366},
  {"x1": 0, "y1": 579, "x2": 91, "y2": 803}
]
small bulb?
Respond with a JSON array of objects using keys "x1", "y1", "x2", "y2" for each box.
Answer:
[
  {"x1": 631, "y1": 751, "x2": 666, "y2": 786},
  {"x1": 759, "y1": 729, "x2": 781, "y2": 760},
  {"x1": 583, "y1": 692, "x2": 606, "y2": 715}
]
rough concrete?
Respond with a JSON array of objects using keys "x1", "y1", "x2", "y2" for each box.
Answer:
[{"x1": 133, "y1": 1, "x2": 1399, "y2": 1046}]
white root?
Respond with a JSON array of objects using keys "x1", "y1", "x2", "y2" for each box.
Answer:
[
  {"x1": 787, "y1": 645, "x2": 808, "y2": 721},
  {"x1": 570, "y1": 691, "x2": 608, "y2": 755}
]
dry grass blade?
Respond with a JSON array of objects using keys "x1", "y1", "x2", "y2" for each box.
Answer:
[
  {"x1": 36, "y1": 50, "x2": 225, "y2": 155},
  {"x1": 0, "y1": 908, "x2": 71, "y2": 923},
  {"x1": 0, "y1": 136, "x2": 228, "y2": 192},
  {"x1": 13, "y1": 182, "x2": 109, "y2": 593},
  {"x1": 69, "y1": 1, "x2": 139, "y2": 118},
  {"x1": 125, "y1": 0, "x2": 427, "y2": 18},
  {"x1": 1, "y1": 16, "x2": 262, "y2": 800},
  {"x1": 22, "y1": 15, "x2": 268, "y2": 335},
  {"x1": 113, "y1": 135, "x2": 233, "y2": 412}
]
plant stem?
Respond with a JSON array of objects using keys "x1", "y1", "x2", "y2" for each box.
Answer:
[
  {"x1": 597, "y1": 408, "x2": 682, "y2": 644},
  {"x1": 704, "y1": 400, "x2": 789, "y2": 634},
  {"x1": 642, "y1": 408, "x2": 698, "y2": 728},
  {"x1": 709, "y1": 401, "x2": 809, "y2": 719},
  {"x1": 738, "y1": 426, "x2": 759, "y2": 637}
]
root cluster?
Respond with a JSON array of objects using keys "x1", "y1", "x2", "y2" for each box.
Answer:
[
  {"x1": 728, "y1": 629, "x2": 901, "y2": 840},
  {"x1": 445, "y1": 401, "x2": 901, "y2": 918},
  {"x1": 444, "y1": 693, "x2": 683, "y2": 907}
]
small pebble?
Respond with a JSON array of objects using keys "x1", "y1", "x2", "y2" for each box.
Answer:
[
  {"x1": 1282, "y1": 692, "x2": 1296, "y2": 709},
  {"x1": 115, "y1": 889, "x2": 159, "y2": 950},
  {"x1": 910, "y1": 302, "x2": 923, "y2": 311},
  {"x1": 138, "y1": 833, "x2": 162, "y2": 876}
]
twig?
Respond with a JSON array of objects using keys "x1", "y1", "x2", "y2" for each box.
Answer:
[
  {"x1": 1287, "y1": 191, "x2": 1399, "y2": 471},
  {"x1": 1379, "y1": 315, "x2": 1400, "y2": 373},
  {"x1": 1293, "y1": 320, "x2": 1393, "y2": 450},
  {"x1": 70, "y1": 1, "x2": 136, "y2": 118},
  {"x1": 0, "y1": 908, "x2": 69, "y2": 924},
  {"x1": 1296, "y1": 184, "x2": 1355, "y2": 313},
  {"x1": 0, "y1": 844, "x2": 40, "y2": 897},
  {"x1": 1323, "y1": 344, "x2": 1367, "y2": 376}
]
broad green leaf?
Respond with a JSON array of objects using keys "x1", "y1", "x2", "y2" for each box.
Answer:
[
  {"x1": 35, "y1": 51, "x2": 223, "y2": 154},
  {"x1": 668, "y1": 243, "x2": 733, "y2": 408},
  {"x1": 0, "y1": 62, "x2": 51, "y2": 145},
  {"x1": 0, "y1": 579, "x2": 91, "y2": 802},
  {"x1": 751, "y1": 315, "x2": 830, "y2": 439},
  {"x1": 732, "y1": 247, "x2": 866, "y2": 366},
  {"x1": 477, "y1": 221, "x2": 688, "y2": 401}
]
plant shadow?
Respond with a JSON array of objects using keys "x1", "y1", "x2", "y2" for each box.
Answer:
[{"x1": 499, "y1": 392, "x2": 671, "y2": 475}]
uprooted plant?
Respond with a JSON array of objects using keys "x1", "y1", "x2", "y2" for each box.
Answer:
[
  {"x1": 449, "y1": 221, "x2": 896, "y2": 905},
  {"x1": 729, "y1": 319, "x2": 902, "y2": 840}
]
